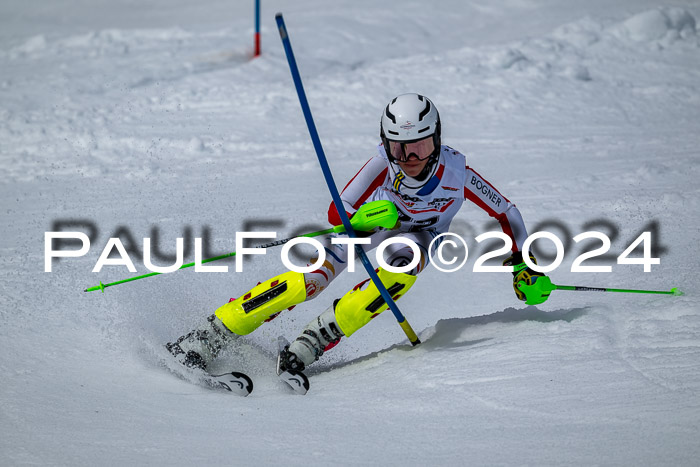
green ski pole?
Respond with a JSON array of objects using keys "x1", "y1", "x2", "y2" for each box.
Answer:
[
  {"x1": 84, "y1": 200, "x2": 398, "y2": 293},
  {"x1": 516, "y1": 276, "x2": 683, "y2": 305},
  {"x1": 551, "y1": 284, "x2": 683, "y2": 296}
]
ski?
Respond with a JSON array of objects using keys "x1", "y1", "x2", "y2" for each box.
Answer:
[
  {"x1": 200, "y1": 371, "x2": 254, "y2": 397},
  {"x1": 276, "y1": 337, "x2": 310, "y2": 395}
]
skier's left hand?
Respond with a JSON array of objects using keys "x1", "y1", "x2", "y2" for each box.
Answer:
[{"x1": 503, "y1": 252, "x2": 552, "y2": 305}]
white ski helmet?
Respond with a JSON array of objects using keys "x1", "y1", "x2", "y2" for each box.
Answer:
[
  {"x1": 380, "y1": 93, "x2": 442, "y2": 181},
  {"x1": 381, "y1": 93, "x2": 440, "y2": 143}
]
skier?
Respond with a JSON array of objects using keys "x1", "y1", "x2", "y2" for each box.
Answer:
[{"x1": 167, "y1": 93, "x2": 550, "y2": 376}]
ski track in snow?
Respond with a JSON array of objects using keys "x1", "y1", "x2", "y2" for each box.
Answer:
[{"x1": 1, "y1": 1, "x2": 700, "y2": 465}]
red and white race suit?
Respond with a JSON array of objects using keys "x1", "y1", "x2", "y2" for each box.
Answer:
[{"x1": 303, "y1": 144, "x2": 528, "y2": 299}]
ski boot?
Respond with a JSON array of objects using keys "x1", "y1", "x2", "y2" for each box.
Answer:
[
  {"x1": 276, "y1": 301, "x2": 344, "y2": 395},
  {"x1": 166, "y1": 314, "x2": 238, "y2": 371},
  {"x1": 280, "y1": 303, "x2": 345, "y2": 372},
  {"x1": 281, "y1": 267, "x2": 417, "y2": 371}
]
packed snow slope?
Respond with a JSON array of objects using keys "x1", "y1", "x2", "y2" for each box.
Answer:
[{"x1": 1, "y1": 0, "x2": 700, "y2": 465}]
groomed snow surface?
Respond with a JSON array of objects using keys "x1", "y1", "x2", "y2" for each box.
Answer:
[{"x1": 2, "y1": 1, "x2": 700, "y2": 465}]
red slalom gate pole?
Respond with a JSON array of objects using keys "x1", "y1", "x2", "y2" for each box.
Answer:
[{"x1": 254, "y1": 0, "x2": 261, "y2": 57}]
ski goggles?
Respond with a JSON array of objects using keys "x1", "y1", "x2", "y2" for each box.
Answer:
[{"x1": 386, "y1": 136, "x2": 435, "y2": 162}]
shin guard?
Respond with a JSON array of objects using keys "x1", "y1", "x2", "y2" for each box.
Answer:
[
  {"x1": 335, "y1": 268, "x2": 417, "y2": 337},
  {"x1": 215, "y1": 271, "x2": 306, "y2": 335}
]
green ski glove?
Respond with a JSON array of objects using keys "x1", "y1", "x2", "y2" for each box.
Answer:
[
  {"x1": 331, "y1": 200, "x2": 399, "y2": 237},
  {"x1": 503, "y1": 252, "x2": 552, "y2": 305}
]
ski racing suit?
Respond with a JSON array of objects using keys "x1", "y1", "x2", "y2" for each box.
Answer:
[
  {"x1": 210, "y1": 144, "x2": 529, "y2": 366},
  {"x1": 171, "y1": 144, "x2": 530, "y2": 372},
  {"x1": 302, "y1": 144, "x2": 529, "y2": 300}
]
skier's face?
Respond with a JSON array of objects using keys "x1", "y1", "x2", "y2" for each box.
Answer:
[
  {"x1": 387, "y1": 135, "x2": 435, "y2": 177},
  {"x1": 397, "y1": 154, "x2": 430, "y2": 177},
  {"x1": 387, "y1": 136, "x2": 435, "y2": 162}
]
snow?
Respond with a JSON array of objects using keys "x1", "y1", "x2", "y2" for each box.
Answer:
[
  {"x1": 616, "y1": 7, "x2": 697, "y2": 42},
  {"x1": 1, "y1": 0, "x2": 700, "y2": 465}
]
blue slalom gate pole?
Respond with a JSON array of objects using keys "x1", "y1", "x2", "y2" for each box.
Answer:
[{"x1": 275, "y1": 13, "x2": 420, "y2": 345}]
